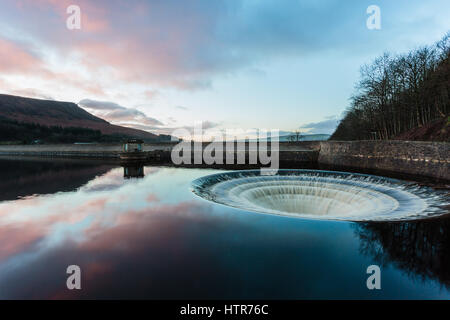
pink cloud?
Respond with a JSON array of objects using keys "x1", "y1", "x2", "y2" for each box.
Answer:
[
  {"x1": 4, "y1": 0, "x2": 225, "y2": 90},
  {"x1": 0, "y1": 32, "x2": 105, "y2": 97},
  {"x1": 0, "y1": 38, "x2": 42, "y2": 74}
]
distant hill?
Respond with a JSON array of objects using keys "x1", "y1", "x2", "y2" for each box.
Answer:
[
  {"x1": 278, "y1": 133, "x2": 330, "y2": 142},
  {"x1": 0, "y1": 94, "x2": 167, "y2": 142},
  {"x1": 241, "y1": 133, "x2": 330, "y2": 142}
]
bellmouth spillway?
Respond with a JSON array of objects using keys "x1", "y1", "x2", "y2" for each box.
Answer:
[{"x1": 191, "y1": 170, "x2": 449, "y2": 221}]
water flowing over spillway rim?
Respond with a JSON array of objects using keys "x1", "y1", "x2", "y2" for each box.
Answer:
[{"x1": 190, "y1": 169, "x2": 449, "y2": 222}]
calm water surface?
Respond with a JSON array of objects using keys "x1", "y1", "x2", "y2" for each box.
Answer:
[{"x1": 0, "y1": 158, "x2": 449, "y2": 299}]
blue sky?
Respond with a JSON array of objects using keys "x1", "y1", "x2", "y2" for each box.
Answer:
[{"x1": 0, "y1": 0, "x2": 449, "y2": 136}]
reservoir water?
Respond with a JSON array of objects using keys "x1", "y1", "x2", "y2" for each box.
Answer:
[{"x1": 0, "y1": 158, "x2": 448, "y2": 299}]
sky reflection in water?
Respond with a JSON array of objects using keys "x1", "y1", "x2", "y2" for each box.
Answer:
[{"x1": 0, "y1": 158, "x2": 448, "y2": 299}]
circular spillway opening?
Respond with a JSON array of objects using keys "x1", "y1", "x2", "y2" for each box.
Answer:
[{"x1": 191, "y1": 170, "x2": 449, "y2": 221}]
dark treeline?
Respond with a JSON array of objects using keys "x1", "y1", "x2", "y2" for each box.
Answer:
[
  {"x1": 331, "y1": 32, "x2": 450, "y2": 141},
  {"x1": 0, "y1": 117, "x2": 131, "y2": 144}
]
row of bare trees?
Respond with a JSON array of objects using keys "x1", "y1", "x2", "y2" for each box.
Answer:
[{"x1": 331, "y1": 32, "x2": 449, "y2": 141}]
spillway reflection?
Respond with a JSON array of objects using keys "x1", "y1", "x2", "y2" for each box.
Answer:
[{"x1": 191, "y1": 170, "x2": 449, "y2": 221}]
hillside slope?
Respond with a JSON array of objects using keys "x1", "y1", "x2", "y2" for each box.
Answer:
[
  {"x1": 393, "y1": 117, "x2": 449, "y2": 142},
  {"x1": 0, "y1": 94, "x2": 162, "y2": 141}
]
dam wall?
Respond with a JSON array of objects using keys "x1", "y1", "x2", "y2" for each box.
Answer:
[
  {"x1": 318, "y1": 141, "x2": 450, "y2": 181},
  {"x1": 0, "y1": 142, "x2": 319, "y2": 163},
  {"x1": 0, "y1": 140, "x2": 448, "y2": 180},
  {"x1": 0, "y1": 144, "x2": 122, "y2": 158},
  {"x1": 0, "y1": 143, "x2": 176, "y2": 158}
]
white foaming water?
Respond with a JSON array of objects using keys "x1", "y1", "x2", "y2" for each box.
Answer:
[{"x1": 191, "y1": 170, "x2": 449, "y2": 221}]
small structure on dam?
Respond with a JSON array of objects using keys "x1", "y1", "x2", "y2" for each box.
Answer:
[
  {"x1": 120, "y1": 139, "x2": 147, "y2": 161},
  {"x1": 123, "y1": 165, "x2": 145, "y2": 179}
]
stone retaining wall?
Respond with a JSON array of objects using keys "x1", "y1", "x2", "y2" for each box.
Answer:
[{"x1": 318, "y1": 141, "x2": 449, "y2": 181}]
